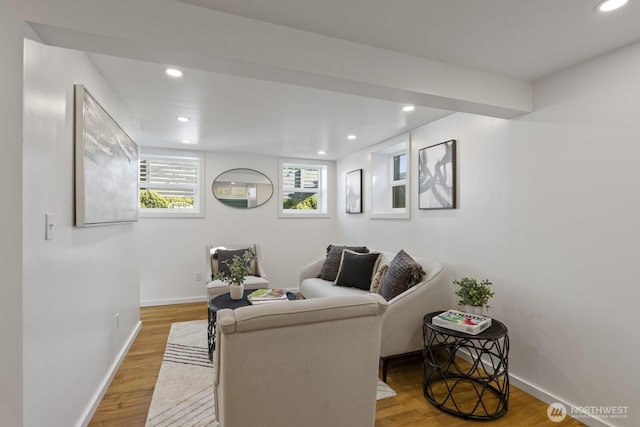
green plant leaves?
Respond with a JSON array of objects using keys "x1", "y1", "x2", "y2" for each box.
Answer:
[{"x1": 453, "y1": 277, "x2": 495, "y2": 309}]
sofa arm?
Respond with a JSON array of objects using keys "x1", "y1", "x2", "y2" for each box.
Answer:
[
  {"x1": 299, "y1": 258, "x2": 325, "y2": 284},
  {"x1": 380, "y1": 268, "x2": 448, "y2": 357}
]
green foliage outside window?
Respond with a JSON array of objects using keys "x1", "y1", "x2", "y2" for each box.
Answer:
[
  {"x1": 283, "y1": 194, "x2": 317, "y2": 210},
  {"x1": 139, "y1": 189, "x2": 194, "y2": 208}
]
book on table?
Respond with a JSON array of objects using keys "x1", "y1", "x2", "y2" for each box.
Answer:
[
  {"x1": 432, "y1": 310, "x2": 492, "y2": 335},
  {"x1": 247, "y1": 288, "x2": 289, "y2": 304}
]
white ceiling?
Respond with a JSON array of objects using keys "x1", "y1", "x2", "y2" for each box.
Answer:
[
  {"x1": 178, "y1": 0, "x2": 640, "y2": 80},
  {"x1": 89, "y1": 53, "x2": 451, "y2": 160},
  {"x1": 74, "y1": 0, "x2": 640, "y2": 159}
]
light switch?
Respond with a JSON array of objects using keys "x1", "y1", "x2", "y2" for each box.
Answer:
[{"x1": 45, "y1": 213, "x2": 55, "y2": 240}]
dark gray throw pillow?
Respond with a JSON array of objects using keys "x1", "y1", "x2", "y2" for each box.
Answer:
[
  {"x1": 378, "y1": 250, "x2": 425, "y2": 301},
  {"x1": 319, "y1": 245, "x2": 369, "y2": 281},
  {"x1": 334, "y1": 251, "x2": 382, "y2": 290},
  {"x1": 217, "y1": 249, "x2": 251, "y2": 276}
]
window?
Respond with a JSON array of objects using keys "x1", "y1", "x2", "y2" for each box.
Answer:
[
  {"x1": 279, "y1": 159, "x2": 329, "y2": 217},
  {"x1": 370, "y1": 134, "x2": 410, "y2": 218},
  {"x1": 391, "y1": 153, "x2": 407, "y2": 209},
  {"x1": 139, "y1": 149, "x2": 204, "y2": 217}
]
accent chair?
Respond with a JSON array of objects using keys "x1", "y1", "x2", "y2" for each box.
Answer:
[
  {"x1": 205, "y1": 243, "x2": 269, "y2": 300},
  {"x1": 214, "y1": 294, "x2": 388, "y2": 427}
]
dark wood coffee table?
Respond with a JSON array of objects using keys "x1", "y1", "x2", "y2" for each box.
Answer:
[{"x1": 207, "y1": 289, "x2": 298, "y2": 360}]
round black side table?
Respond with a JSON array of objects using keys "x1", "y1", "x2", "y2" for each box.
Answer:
[
  {"x1": 207, "y1": 289, "x2": 297, "y2": 360},
  {"x1": 423, "y1": 311, "x2": 509, "y2": 420}
]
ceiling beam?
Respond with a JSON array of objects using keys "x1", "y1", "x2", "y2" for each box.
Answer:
[{"x1": 26, "y1": 0, "x2": 532, "y2": 118}]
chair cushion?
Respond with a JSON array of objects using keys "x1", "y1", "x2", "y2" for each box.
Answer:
[
  {"x1": 207, "y1": 276, "x2": 269, "y2": 290},
  {"x1": 319, "y1": 245, "x2": 369, "y2": 281},
  {"x1": 378, "y1": 250, "x2": 425, "y2": 301},
  {"x1": 334, "y1": 250, "x2": 382, "y2": 291}
]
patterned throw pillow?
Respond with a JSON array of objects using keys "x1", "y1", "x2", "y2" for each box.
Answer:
[
  {"x1": 378, "y1": 250, "x2": 425, "y2": 301},
  {"x1": 319, "y1": 245, "x2": 369, "y2": 281},
  {"x1": 334, "y1": 250, "x2": 382, "y2": 290},
  {"x1": 370, "y1": 264, "x2": 389, "y2": 293}
]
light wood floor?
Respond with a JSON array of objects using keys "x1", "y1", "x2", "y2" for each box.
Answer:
[{"x1": 89, "y1": 302, "x2": 584, "y2": 426}]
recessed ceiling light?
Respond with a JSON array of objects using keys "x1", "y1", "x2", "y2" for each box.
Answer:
[
  {"x1": 597, "y1": 0, "x2": 628, "y2": 12},
  {"x1": 180, "y1": 139, "x2": 194, "y2": 144},
  {"x1": 318, "y1": 150, "x2": 326, "y2": 155},
  {"x1": 402, "y1": 105, "x2": 415, "y2": 112},
  {"x1": 176, "y1": 116, "x2": 190, "y2": 122},
  {"x1": 165, "y1": 68, "x2": 183, "y2": 78},
  {"x1": 347, "y1": 134, "x2": 357, "y2": 140}
]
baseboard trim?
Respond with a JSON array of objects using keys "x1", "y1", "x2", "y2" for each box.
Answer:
[
  {"x1": 140, "y1": 296, "x2": 208, "y2": 307},
  {"x1": 79, "y1": 320, "x2": 142, "y2": 427},
  {"x1": 455, "y1": 351, "x2": 615, "y2": 427}
]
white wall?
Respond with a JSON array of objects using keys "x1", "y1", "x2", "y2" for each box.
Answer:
[
  {"x1": 336, "y1": 42, "x2": 640, "y2": 427},
  {"x1": 139, "y1": 152, "x2": 338, "y2": 305},
  {"x1": 0, "y1": 10, "x2": 25, "y2": 427},
  {"x1": 22, "y1": 39, "x2": 140, "y2": 427}
]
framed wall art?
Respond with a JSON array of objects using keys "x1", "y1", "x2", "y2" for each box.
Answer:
[
  {"x1": 418, "y1": 139, "x2": 456, "y2": 210},
  {"x1": 345, "y1": 169, "x2": 363, "y2": 214},
  {"x1": 74, "y1": 84, "x2": 139, "y2": 226}
]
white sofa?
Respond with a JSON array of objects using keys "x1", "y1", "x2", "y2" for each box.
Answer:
[
  {"x1": 215, "y1": 294, "x2": 388, "y2": 427},
  {"x1": 300, "y1": 250, "x2": 447, "y2": 380}
]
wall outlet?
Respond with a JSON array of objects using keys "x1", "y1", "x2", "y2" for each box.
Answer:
[
  {"x1": 195, "y1": 271, "x2": 202, "y2": 282},
  {"x1": 115, "y1": 313, "x2": 120, "y2": 330}
]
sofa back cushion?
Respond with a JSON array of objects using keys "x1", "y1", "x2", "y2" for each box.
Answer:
[
  {"x1": 319, "y1": 245, "x2": 369, "y2": 281},
  {"x1": 370, "y1": 264, "x2": 389, "y2": 293},
  {"x1": 334, "y1": 250, "x2": 382, "y2": 290},
  {"x1": 378, "y1": 250, "x2": 425, "y2": 301}
]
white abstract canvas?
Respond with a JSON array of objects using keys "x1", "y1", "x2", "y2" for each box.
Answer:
[{"x1": 75, "y1": 85, "x2": 139, "y2": 226}]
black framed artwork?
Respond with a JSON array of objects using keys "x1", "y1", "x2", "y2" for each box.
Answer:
[
  {"x1": 418, "y1": 140, "x2": 456, "y2": 209},
  {"x1": 345, "y1": 169, "x2": 363, "y2": 214}
]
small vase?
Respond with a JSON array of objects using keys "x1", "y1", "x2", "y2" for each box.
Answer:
[
  {"x1": 229, "y1": 284, "x2": 244, "y2": 300},
  {"x1": 462, "y1": 305, "x2": 485, "y2": 316}
]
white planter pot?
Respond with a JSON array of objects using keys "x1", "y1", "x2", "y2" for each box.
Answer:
[
  {"x1": 229, "y1": 284, "x2": 244, "y2": 300},
  {"x1": 461, "y1": 305, "x2": 485, "y2": 316}
]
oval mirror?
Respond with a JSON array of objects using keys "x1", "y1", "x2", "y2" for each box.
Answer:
[{"x1": 212, "y1": 168, "x2": 273, "y2": 209}]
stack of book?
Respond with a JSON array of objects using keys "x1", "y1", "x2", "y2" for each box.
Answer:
[
  {"x1": 247, "y1": 288, "x2": 289, "y2": 305},
  {"x1": 432, "y1": 310, "x2": 492, "y2": 335}
]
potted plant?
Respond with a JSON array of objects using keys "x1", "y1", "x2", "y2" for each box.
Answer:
[
  {"x1": 215, "y1": 249, "x2": 255, "y2": 300},
  {"x1": 453, "y1": 277, "x2": 495, "y2": 315}
]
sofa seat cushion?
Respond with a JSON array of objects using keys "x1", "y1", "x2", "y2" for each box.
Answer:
[
  {"x1": 207, "y1": 275, "x2": 269, "y2": 291},
  {"x1": 300, "y1": 278, "x2": 369, "y2": 299}
]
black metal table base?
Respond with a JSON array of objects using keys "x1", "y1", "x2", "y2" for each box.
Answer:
[
  {"x1": 208, "y1": 289, "x2": 298, "y2": 361},
  {"x1": 423, "y1": 312, "x2": 510, "y2": 421},
  {"x1": 207, "y1": 307, "x2": 217, "y2": 361}
]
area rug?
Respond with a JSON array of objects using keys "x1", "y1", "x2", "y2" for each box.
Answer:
[{"x1": 145, "y1": 320, "x2": 397, "y2": 426}]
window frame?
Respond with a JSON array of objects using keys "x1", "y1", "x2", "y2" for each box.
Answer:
[
  {"x1": 139, "y1": 148, "x2": 205, "y2": 218},
  {"x1": 279, "y1": 158, "x2": 331, "y2": 218},
  {"x1": 370, "y1": 134, "x2": 410, "y2": 219},
  {"x1": 389, "y1": 152, "x2": 407, "y2": 209}
]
